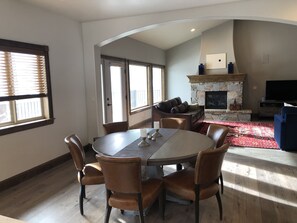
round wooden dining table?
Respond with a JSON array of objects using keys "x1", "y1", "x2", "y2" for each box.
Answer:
[{"x1": 92, "y1": 128, "x2": 215, "y2": 166}]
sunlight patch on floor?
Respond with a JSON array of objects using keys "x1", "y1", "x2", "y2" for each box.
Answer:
[
  {"x1": 224, "y1": 181, "x2": 297, "y2": 208},
  {"x1": 228, "y1": 147, "x2": 297, "y2": 167},
  {"x1": 223, "y1": 160, "x2": 297, "y2": 191}
]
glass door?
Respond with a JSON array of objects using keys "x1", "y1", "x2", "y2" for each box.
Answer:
[{"x1": 101, "y1": 58, "x2": 127, "y2": 123}]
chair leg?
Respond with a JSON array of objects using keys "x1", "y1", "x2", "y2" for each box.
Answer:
[
  {"x1": 82, "y1": 184, "x2": 86, "y2": 198},
  {"x1": 137, "y1": 193, "x2": 145, "y2": 223},
  {"x1": 194, "y1": 185, "x2": 200, "y2": 223},
  {"x1": 220, "y1": 172, "x2": 224, "y2": 194},
  {"x1": 215, "y1": 191, "x2": 223, "y2": 220},
  {"x1": 105, "y1": 205, "x2": 112, "y2": 223},
  {"x1": 159, "y1": 188, "x2": 165, "y2": 220},
  {"x1": 79, "y1": 184, "x2": 85, "y2": 215},
  {"x1": 105, "y1": 189, "x2": 112, "y2": 223}
]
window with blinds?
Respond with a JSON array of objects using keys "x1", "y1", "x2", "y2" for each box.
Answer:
[{"x1": 0, "y1": 39, "x2": 54, "y2": 135}]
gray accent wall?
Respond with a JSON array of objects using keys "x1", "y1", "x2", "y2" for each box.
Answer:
[{"x1": 234, "y1": 20, "x2": 297, "y2": 112}]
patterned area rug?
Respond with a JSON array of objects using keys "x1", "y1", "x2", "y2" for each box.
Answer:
[{"x1": 197, "y1": 120, "x2": 279, "y2": 149}]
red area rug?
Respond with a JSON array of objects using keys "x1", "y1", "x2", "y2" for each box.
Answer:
[{"x1": 197, "y1": 120, "x2": 279, "y2": 149}]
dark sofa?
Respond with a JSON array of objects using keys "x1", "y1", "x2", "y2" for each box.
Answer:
[{"x1": 152, "y1": 97, "x2": 204, "y2": 131}]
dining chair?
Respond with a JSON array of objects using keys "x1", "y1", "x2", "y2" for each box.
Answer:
[
  {"x1": 163, "y1": 143, "x2": 229, "y2": 223},
  {"x1": 160, "y1": 117, "x2": 186, "y2": 130},
  {"x1": 103, "y1": 121, "x2": 129, "y2": 134},
  {"x1": 206, "y1": 124, "x2": 229, "y2": 194},
  {"x1": 93, "y1": 121, "x2": 129, "y2": 142},
  {"x1": 64, "y1": 134, "x2": 105, "y2": 215},
  {"x1": 96, "y1": 155, "x2": 164, "y2": 223},
  {"x1": 160, "y1": 117, "x2": 186, "y2": 171}
]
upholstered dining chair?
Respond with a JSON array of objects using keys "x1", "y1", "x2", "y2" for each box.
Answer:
[
  {"x1": 160, "y1": 117, "x2": 186, "y2": 130},
  {"x1": 160, "y1": 117, "x2": 186, "y2": 171},
  {"x1": 206, "y1": 124, "x2": 229, "y2": 194},
  {"x1": 93, "y1": 121, "x2": 129, "y2": 142},
  {"x1": 206, "y1": 124, "x2": 229, "y2": 148},
  {"x1": 96, "y1": 155, "x2": 164, "y2": 223},
  {"x1": 103, "y1": 121, "x2": 129, "y2": 134},
  {"x1": 64, "y1": 134, "x2": 105, "y2": 215},
  {"x1": 163, "y1": 143, "x2": 229, "y2": 223}
]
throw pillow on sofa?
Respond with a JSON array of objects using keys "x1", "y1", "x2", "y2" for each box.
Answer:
[
  {"x1": 179, "y1": 101, "x2": 189, "y2": 112},
  {"x1": 170, "y1": 101, "x2": 189, "y2": 113},
  {"x1": 170, "y1": 106, "x2": 179, "y2": 113},
  {"x1": 170, "y1": 98, "x2": 179, "y2": 107},
  {"x1": 158, "y1": 100, "x2": 172, "y2": 112},
  {"x1": 175, "y1": 97, "x2": 182, "y2": 105}
]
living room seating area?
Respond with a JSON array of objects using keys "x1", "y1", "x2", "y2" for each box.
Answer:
[{"x1": 152, "y1": 97, "x2": 205, "y2": 131}]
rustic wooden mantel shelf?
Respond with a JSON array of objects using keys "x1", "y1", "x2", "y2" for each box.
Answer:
[{"x1": 187, "y1": 73, "x2": 246, "y2": 83}]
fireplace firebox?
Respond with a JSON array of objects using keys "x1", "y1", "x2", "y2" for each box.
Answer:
[{"x1": 205, "y1": 91, "x2": 227, "y2": 109}]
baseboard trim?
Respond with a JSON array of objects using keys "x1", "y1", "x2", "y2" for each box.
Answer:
[{"x1": 0, "y1": 145, "x2": 91, "y2": 192}]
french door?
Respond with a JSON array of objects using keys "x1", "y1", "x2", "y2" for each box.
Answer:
[{"x1": 101, "y1": 58, "x2": 127, "y2": 123}]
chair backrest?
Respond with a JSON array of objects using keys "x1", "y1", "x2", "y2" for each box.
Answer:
[
  {"x1": 96, "y1": 155, "x2": 142, "y2": 194},
  {"x1": 194, "y1": 143, "x2": 229, "y2": 185},
  {"x1": 64, "y1": 134, "x2": 85, "y2": 171},
  {"x1": 103, "y1": 121, "x2": 129, "y2": 134},
  {"x1": 160, "y1": 118, "x2": 186, "y2": 130},
  {"x1": 206, "y1": 124, "x2": 229, "y2": 148}
]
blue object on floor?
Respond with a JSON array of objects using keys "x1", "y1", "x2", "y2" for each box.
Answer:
[{"x1": 274, "y1": 105, "x2": 297, "y2": 151}]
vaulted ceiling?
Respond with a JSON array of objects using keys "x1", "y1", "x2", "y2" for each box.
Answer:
[{"x1": 18, "y1": 0, "x2": 247, "y2": 50}]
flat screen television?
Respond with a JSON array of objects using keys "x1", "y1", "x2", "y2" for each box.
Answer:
[{"x1": 265, "y1": 80, "x2": 297, "y2": 101}]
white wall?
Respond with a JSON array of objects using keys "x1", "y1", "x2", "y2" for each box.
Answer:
[
  {"x1": 200, "y1": 21, "x2": 236, "y2": 74},
  {"x1": 82, "y1": 0, "x2": 297, "y2": 142},
  {"x1": 0, "y1": 0, "x2": 86, "y2": 181},
  {"x1": 101, "y1": 37, "x2": 165, "y2": 65},
  {"x1": 166, "y1": 21, "x2": 235, "y2": 103},
  {"x1": 166, "y1": 37, "x2": 201, "y2": 102}
]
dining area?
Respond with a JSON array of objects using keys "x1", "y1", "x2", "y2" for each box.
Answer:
[
  {"x1": 64, "y1": 118, "x2": 230, "y2": 223},
  {"x1": 1, "y1": 119, "x2": 295, "y2": 223}
]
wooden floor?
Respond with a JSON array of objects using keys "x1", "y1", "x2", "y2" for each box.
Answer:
[{"x1": 0, "y1": 147, "x2": 297, "y2": 223}]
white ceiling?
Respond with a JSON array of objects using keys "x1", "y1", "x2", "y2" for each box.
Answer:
[
  {"x1": 18, "y1": 0, "x2": 245, "y2": 50},
  {"x1": 129, "y1": 20, "x2": 227, "y2": 50},
  {"x1": 18, "y1": 0, "x2": 243, "y2": 22}
]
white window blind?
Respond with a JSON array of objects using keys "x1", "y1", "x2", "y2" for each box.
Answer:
[
  {"x1": 0, "y1": 39, "x2": 53, "y2": 135},
  {"x1": 0, "y1": 52, "x2": 47, "y2": 97}
]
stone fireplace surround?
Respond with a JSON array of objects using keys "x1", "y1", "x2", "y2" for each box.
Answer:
[{"x1": 187, "y1": 74, "x2": 252, "y2": 121}]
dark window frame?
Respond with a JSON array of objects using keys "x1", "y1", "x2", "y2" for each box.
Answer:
[{"x1": 0, "y1": 39, "x2": 54, "y2": 136}]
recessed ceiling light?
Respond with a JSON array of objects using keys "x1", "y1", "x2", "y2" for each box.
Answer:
[{"x1": 190, "y1": 28, "x2": 196, "y2": 32}]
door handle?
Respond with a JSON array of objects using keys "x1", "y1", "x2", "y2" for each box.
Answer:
[{"x1": 107, "y1": 103, "x2": 112, "y2": 106}]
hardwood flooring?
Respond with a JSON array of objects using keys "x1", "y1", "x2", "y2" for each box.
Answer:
[{"x1": 0, "y1": 147, "x2": 296, "y2": 223}]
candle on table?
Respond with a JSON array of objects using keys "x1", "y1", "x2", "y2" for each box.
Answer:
[
  {"x1": 154, "y1": 121, "x2": 159, "y2": 129},
  {"x1": 140, "y1": 128, "x2": 147, "y2": 138}
]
